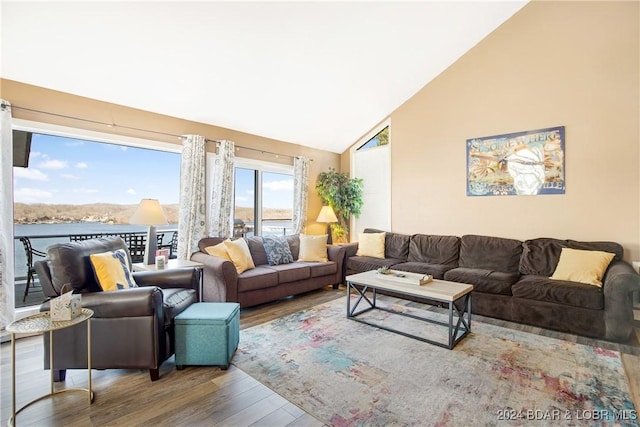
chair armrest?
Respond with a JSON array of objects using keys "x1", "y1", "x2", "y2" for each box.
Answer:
[
  {"x1": 40, "y1": 286, "x2": 163, "y2": 319},
  {"x1": 191, "y1": 252, "x2": 238, "y2": 302},
  {"x1": 603, "y1": 260, "x2": 640, "y2": 341}
]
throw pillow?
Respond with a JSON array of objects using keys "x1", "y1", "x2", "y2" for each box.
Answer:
[
  {"x1": 298, "y1": 234, "x2": 328, "y2": 262},
  {"x1": 356, "y1": 232, "x2": 386, "y2": 258},
  {"x1": 205, "y1": 241, "x2": 233, "y2": 262},
  {"x1": 549, "y1": 247, "x2": 616, "y2": 287},
  {"x1": 223, "y1": 238, "x2": 256, "y2": 274},
  {"x1": 262, "y1": 236, "x2": 294, "y2": 266},
  {"x1": 89, "y1": 249, "x2": 138, "y2": 291}
]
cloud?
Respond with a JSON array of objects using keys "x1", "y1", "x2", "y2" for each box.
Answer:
[
  {"x1": 61, "y1": 173, "x2": 80, "y2": 180},
  {"x1": 14, "y1": 187, "x2": 54, "y2": 203},
  {"x1": 126, "y1": 188, "x2": 137, "y2": 195},
  {"x1": 13, "y1": 167, "x2": 48, "y2": 181},
  {"x1": 38, "y1": 159, "x2": 68, "y2": 169},
  {"x1": 72, "y1": 188, "x2": 99, "y2": 194},
  {"x1": 263, "y1": 179, "x2": 294, "y2": 191},
  {"x1": 30, "y1": 151, "x2": 43, "y2": 158},
  {"x1": 76, "y1": 162, "x2": 88, "y2": 169},
  {"x1": 235, "y1": 196, "x2": 248, "y2": 203}
]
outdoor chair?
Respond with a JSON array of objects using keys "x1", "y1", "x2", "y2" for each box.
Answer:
[
  {"x1": 19, "y1": 237, "x2": 46, "y2": 302},
  {"x1": 34, "y1": 236, "x2": 200, "y2": 381}
]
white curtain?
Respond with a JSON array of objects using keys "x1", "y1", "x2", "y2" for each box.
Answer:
[
  {"x1": 292, "y1": 156, "x2": 310, "y2": 234},
  {"x1": 0, "y1": 101, "x2": 14, "y2": 330},
  {"x1": 176, "y1": 135, "x2": 206, "y2": 260},
  {"x1": 208, "y1": 140, "x2": 235, "y2": 238}
]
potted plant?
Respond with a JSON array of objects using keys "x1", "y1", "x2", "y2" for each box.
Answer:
[{"x1": 316, "y1": 168, "x2": 363, "y2": 243}]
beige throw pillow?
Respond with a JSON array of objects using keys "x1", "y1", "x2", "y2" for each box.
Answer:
[
  {"x1": 204, "y1": 241, "x2": 232, "y2": 262},
  {"x1": 223, "y1": 238, "x2": 255, "y2": 274},
  {"x1": 549, "y1": 247, "x2": 615, "y2": 287},
  {"x1": 298, "y1": 234, "x2": 328, "y2": 262},
  {"x1": 356, "y1": 232, "x2": 386, "y2": 258}
]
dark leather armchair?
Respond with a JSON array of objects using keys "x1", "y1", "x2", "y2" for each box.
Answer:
[{"x1": 34, "y1": 237, "x2": 200, "y2": 381}]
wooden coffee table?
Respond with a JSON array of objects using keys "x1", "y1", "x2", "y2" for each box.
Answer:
[{"x1": 345, "y1": 270, "x2": 473, "y2": 349}]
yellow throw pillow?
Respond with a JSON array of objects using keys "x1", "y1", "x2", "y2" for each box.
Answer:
[
  {"x1": 550, "y1": 248, "x2": 616, "y2": 287},
  {"x1": 356, "y1": 232, "x2": 386, "y2": 258},
  {"x1": 223, "y1": 238, "x2": 255, "y2": 274},
  {"x1": 298, "y1": 234, "x2": 328, "y2": 262},
  {"x1": 89, "y1": 249, "x2": 137, "y2": 291},
  {"x1": 205, "y1": 241, "x2": 232, "y2": 262}
]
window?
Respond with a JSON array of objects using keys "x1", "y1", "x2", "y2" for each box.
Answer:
[
  {"x1": 233, "y1": 159, "x2": 294, "y2": 237},
  {"x1": 13, "y1": 130, "x2": 180, "y2": 309},
  {"x1": 357, "y1": 126, "x2": 389, "y2": 151}
]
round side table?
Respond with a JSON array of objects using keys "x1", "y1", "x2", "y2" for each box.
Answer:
[{"x1": 6, "y1": 308, "x2": 94, "y2": 426}]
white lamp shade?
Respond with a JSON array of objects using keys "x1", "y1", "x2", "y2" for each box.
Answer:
[
  {"x1": 129, "y1": 199, "x2": 168, "y2": 225},
  {"x1": 316, "y1": 206, "x2": 338, "y2": 223}
]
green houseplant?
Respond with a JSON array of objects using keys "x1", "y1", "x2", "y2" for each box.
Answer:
[{"x1": 316, "y1": 168, "x2": 363, "y2": 243}]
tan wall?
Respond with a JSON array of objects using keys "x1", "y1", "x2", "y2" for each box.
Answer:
[
  {"x1": 342, "y1": 1, "x2": 640, "y2": 261},
  {"x1": 0, "y1": 79, "x2": 339, "y2": 234}
]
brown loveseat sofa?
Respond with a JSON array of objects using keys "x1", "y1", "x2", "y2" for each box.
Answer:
[
  {"x1": 191, "y1": 235, "x2": 345, "y2": 308},
  {"x1": 345, "y1": 229, "x2": 640, "y2": 342},
  {"x1": 35, "y1": 237, "x2": 200, "y2": 381}
]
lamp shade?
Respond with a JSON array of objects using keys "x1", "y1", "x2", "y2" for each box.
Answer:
[
  {"x1": 129, "y1": 199, "x2": 168, "y2": 226},
  {"x1": 316, "y1": 206, "x2": 338, "y2": 223}
]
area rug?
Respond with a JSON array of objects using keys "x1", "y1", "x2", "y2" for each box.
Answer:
[{"x1": 232, "y1": 297, "x2": 638, "y2": 426}]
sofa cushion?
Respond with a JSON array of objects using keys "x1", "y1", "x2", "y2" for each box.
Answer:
[
  {"x1": 392, "y1": 262, "x2": 455, "y2": 280},
  {"x1": 356, "y1": 232, "x2": 386, "y2": 258},
  {"x1": 224, "y1": 238, "x2": 255, "y2": 274},
  {"x1": 298, "y1": 261, "x2": 338, "y2": 278},
  {"x1": 444, "y1": 267, "x2": 519, "y2": 295},
  {"x1": 364, "y1": 228, "x2": 410, "y2": 260},
  {"x1": 347, "y1": 256, "x2": 403, "y2": 273},
  {"x1": 89, "y1": 249, "x2": 138, "y2": 291},
  {"x1": 298, "y1": 234, "x2": 328, "y2": 262},
  {"x1": 511, "y1": 275, "x2": 604, "y2": 310},
  {"x1": 262, "y1": 236, "x2": 294, "y2": 266},
  {"x1": 246, "y1": 236, "x2": 268, "y2": 266},
  {"x1": 198, "y1": 237, "x2": 225, "y2": 253},
  {"x1": 237, "y1": 266, "x2": 279, "y2": 292},
  {"x1": 204, "y1": 241, "x2": 232, "y2": 261},
  {"x1": 408, "y1": 234, "x2": 460, "y2": 266},
  {"x1": 265, "y1": 263, "x2": 311, "y2": 284},
  {"x1": 519, "y1": 238, "x2": 624, "y2": 276},
  {"x1": 285, "y1": 235, "x2": 301, "y2": 260},
  {"x1": 549, "y1": 248, "x2": 615, "y2": 287},
  {"x1": 458, "y1": 234, "x2": 522, "y2": 273}
]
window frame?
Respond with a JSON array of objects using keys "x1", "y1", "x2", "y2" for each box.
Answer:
[{"x1": 233, "y1": 157, "x2": 294, "y2": 237}]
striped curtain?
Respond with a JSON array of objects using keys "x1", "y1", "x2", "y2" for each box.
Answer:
[
  {"x1": 176, "y1": 135, "x2": 206, "y2": 260},
  {"x1": 0, "y1": 100, "x2": 15, "y2": 330},
  {"x1": 208, "y1": 140, "x2": 235, "y2": 238},
  {"x1": 292, "y1": 156, "x2": 310, "y2": 234}
]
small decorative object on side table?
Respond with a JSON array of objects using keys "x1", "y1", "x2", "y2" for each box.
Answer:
[{"x1": 6, "y1": 308, "x2": 94, "y2": 426}]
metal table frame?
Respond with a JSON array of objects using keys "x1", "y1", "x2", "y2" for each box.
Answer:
[
  {"x1": 346, "y1": 280, "x2": 472, "y2": 349},
  {"x1": 7, "y1": 309, "x2": 94, "y2": 426}
]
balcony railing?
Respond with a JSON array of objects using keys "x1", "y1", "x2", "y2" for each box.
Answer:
[{"x1": 14, "y1": 230, "x2": 178, "y2": 309}]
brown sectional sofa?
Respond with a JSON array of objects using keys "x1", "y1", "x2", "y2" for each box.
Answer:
[
  {"x1": 192, "y1": 235, "x2": 345, "y2": 308},
  {"x1": 345, "y1": 229, "x2": 640, "y2": 342}
]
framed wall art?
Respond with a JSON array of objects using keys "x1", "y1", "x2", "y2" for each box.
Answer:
[{"x1": 466, "y1": 126, "x2": 565, "y2": 196}]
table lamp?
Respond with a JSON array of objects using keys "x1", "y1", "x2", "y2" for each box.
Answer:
[
  {"x1": 129, "y1": 198, "x2": 168, "y2": 264},
  {"x1": 316, "y1": 205, "x2": 338, "y2": 244}
]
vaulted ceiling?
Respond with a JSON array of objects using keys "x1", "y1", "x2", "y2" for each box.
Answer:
[{"x1": 1, "y1": 1, "x2": 528, "y2": 153}]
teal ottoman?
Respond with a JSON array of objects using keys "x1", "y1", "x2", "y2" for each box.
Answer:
[{"x1": 175, "y1": 302, "x2": 240, "y2": 370}]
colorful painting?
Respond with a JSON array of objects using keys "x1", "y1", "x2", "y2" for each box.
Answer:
[{"x1": 466, "y1": 126, "x2": 565, "y2": 196}]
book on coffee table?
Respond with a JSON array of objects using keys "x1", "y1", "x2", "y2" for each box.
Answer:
[{"x1": 377, "y1": 270, "x2": 433, "y2": 286}]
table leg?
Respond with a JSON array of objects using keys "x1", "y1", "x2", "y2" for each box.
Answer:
[
  {"x1": 11, "y1": 333, "x2": 15, "y2": 425},
  {"x1": 49, "y1": 330, "x2": 54, "y2": 395},
  {"x1": 87, "y1": 318, "x2": 92, "y2": 404}
]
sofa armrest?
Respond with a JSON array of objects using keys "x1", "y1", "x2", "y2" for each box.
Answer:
[
  {"x1": 342, "y1": 242, "x2": 359, "y2": 258},
  {"x1": 603, "y1": 260, "x2": 640, "y2": 341},
  {"x1": 40, "y1": 286, "x2": 163, "y2": 319},
  {"x1": 191, "y1": 252, "x2": 239, "y2": 302}
]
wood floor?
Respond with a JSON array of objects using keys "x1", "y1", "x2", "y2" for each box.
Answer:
[{"x1": 2, "y1": 286, "x2": 640, "y2": 426}]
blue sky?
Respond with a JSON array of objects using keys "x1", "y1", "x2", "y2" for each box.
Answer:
[{"x1": 13, "y1": 133, "x2": 294, "y2": 209}]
